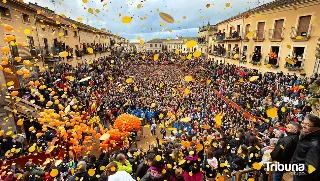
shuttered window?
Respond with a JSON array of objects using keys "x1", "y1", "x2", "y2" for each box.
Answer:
[
  {"x1": 274, "y1": 19, "x2": 284, "y2": 39},
  {"x1": 245, "y1": 24, "x2": 250, "y2": 36},
  {"x1": 257, "y1": 22, "x2": 265, "y2": 39},
  {"x1": 297, "y1": 15, "x2": 311, "y2": 36}
]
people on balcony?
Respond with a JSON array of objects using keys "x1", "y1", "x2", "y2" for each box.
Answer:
[
  {"x1": 230, "y1": 31, "x2": 239, "y2": 39},
  {"x1": 268, "y1": 50, "x2": 278, "y2": 66},
  {"x1": 285, "y1": 54, "x2": 303, "y2": 70},
  {"x1": 232, "y1": 45, "x2": 239, "y2": 57},
  {"x1": 214, "y1": 44, "x2": 226, "y2": 56},
  {"x1": 251, "y1": 48, "x2": 262, "y2": 63}
]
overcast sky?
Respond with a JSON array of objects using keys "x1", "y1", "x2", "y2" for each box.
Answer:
[{"x1": 25, "y1": 0, "x2": 273, "y2": 42}]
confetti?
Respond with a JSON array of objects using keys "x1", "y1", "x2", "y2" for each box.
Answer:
[
  {"x1": 159, "y1": 12, "x2": 174, "y2": 23},
  {"x1": 122, "y1": 16, "x2": 132, "y2": 24}
]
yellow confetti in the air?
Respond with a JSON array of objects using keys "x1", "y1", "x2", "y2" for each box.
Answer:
[
  {"x1": 252, "y1": 162, "x2": 262, "y2": 170},
  {"x1": 159, "y1": 12, "x2": 174, "y2": 23},
  {"x1": 88, "y1": 169, "x2": 95, "y2": 176},
  {"x1": 184, "y1": 88, "x2": 190, "y2": 95},
  {"x1": 122, "y1": 16, "x2": 132, "y2": 24},
  {"x1": 126, "y1": 77, "x2": 133, "y2": 83},
  {"x1": 24, "y1": 29, "x2": 31, "y2": 35},
  {"x1": 287, "y1": 45, "x2": 291, "y2": 49},
  {"x1": 225, "y1": 2, "x2": 231, "y2": 7},
  {"x1": 154, "y1": 54, "x2": 159, "y2": 61},
  {"x1": 246, "y1": 31, "x2": 255, "y2": 38},
  {"x1": 50, "y1": 169, "x2": 59, "y2": 177},
  {"x1": 186, "y1": 40, "x2": 197, "y2": 48},
  {"x1": 87, "y1": 47, "x2": 93, "y2": 54},
  {"x1": 266, "y1": 107, "x2": 278, "y2": 118},
  {"x1": 88, "y1": 8, "x2": 94, "y2": 14},
  {"x1": 184, "y1": 75, "x2": 193, "y2": 82},
  {"x1": 193, "y1": 51, "x2": 201, "y2": 58},
  {"x1": 155, "y1": 155, "x2": 162, "y2": 161}
]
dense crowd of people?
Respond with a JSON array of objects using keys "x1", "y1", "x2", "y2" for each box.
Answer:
[{"x1": 1, "y1": 52, "x2": 319, "y2": 181}]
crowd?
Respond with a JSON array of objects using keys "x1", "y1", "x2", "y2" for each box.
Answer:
[{"x1": 0, "y1": 52, "x2": 319, "y2": 181}]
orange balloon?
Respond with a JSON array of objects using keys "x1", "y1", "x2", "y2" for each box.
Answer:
[
  {"x1": 23, "y1": 60, "x2": 31, "y2": 66},
  {"x1": 1, "y1": 61, "x2": 8, "y2": 66},
  {"x1": 23, "y1": 74, "x2": 30, "y2": 79},
  {"x1": 28, "y1": 81, "x2": 35, "y2": 86},
  {"x1": 10, "y1": 91, "x2": 19, "y2": 96},
  {"x1": 16, "y1": 42, "x2": 23, "y2": 47},
  {"x1": 2, "y1": 57, "x2": 8, "y2": 62},
  {"x1": 6, "y1": 35, "x2": 15, "y2": 41},
  {"x1": 22, "y1": 69, "x2": 30, "y2": 74},
  {"x1": 16, "y1": 70, "x2": 23, "y2": 75},
  {"x1": 2, "y1": 46, "x2": 10, "y2": 54},
  {"x1": 4, "y1": 24, "x2": 14, "y2": 31},
  {"x1": 14, "y1": 57, "x2": 22, "y2": 62},
  {"x1": 4, "y1": 68, "x2": 12, "y2": 73}
]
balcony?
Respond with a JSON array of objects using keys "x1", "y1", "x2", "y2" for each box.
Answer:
[
  {"x1": 224, "y1": 36, "x2": 241, "y2": 41},
  {"x1": 252, "y1": 30, "x2": 265, "y2": 42},
  {"x1": 11, "y1": 46, "x2": 41, "y2": 59},
  {"x1": 216, "y1": 35, "x2": 225, "y2": 43},
  {"x1": 284, "y1": 57, "x2": 304, "y2": 71},
  {"x1": 224, "y1": 32, "x2": 241, "y2": 41},
  {"x1": 249, "y1": 53, "x2": 262, "y2": 65},
  {"x1": 225, "y1": 51, "x2": 233, "y2": 58},
  {"x1": 264, "y1": 56, "x2": 280, "y2": 68},
  {"x1": 242, "y1": 36, "x2": 250, "y2": 42},
  {"x1": 290, "y1": 25, "x2": 312, "y2": 42},
  {"x1": 269, "y1": 28, "x2": 284, "y2": 42}
]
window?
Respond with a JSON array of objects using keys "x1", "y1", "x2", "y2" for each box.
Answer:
[
  {"x1": 273, "y1": 19, "x2": 284, "y2": 39},
  {"x1": 22, "y1": 14, "x2": 30, "y2": 23},
  {"x1": 237, "y1": 25, "x2": 240, "y2": 34},
  {"x1": 285, "y1": 47, "x2": 305, "y2": 69},
  {"x1": 0, "y1": 6, "x2": 11, "y2": 18},
  {"x1": 269, "y1": 46, "x2": 280, "y2": 65},
  {"x1": 74, "y1": 31, "x2": 78, "y2": 37},
  {"x1": 293, "y1": 47, "x2": 305, "y2": 59},
  {"x1": 155, "y1": 44, "x2": 157, "y2": 48},
  {"x1": 160, "y1": 44, "x2": 162, "y2": 47},
  {"x1": 297, "y1": 15, "x2": 311, "y2": 36},
  {"x1": 228, "y1": 44, "x2": 231, "y2": 51},
  {"x1": 257, "y1": 22, "x2": 265, "y2": 39},
  {"x1": 27, "y1": 36, "x2": 35, "y2": 48},
  {"x1": 242, "y1": 46, "x2": 248, "y2": 62},
  {"x1": 64, "y1": 29, "x2": 68, "y2": 36},
  {"x1": 245, "y1": 24, "x2": 250, "y2": 35},
  {"x1": 255, "y1": 46, "x2": 262, "y2": 52},
  {"x1": 150, "y1": 44, "x2": 153, "y2": 47}
]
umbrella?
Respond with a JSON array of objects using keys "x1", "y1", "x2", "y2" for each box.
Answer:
[
  {"x1": 249, "y1": 76, "x2": 259, "y2": 82},
  {"x1": 79, "y1": 76, "x2": 92, "y2": 83}
]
